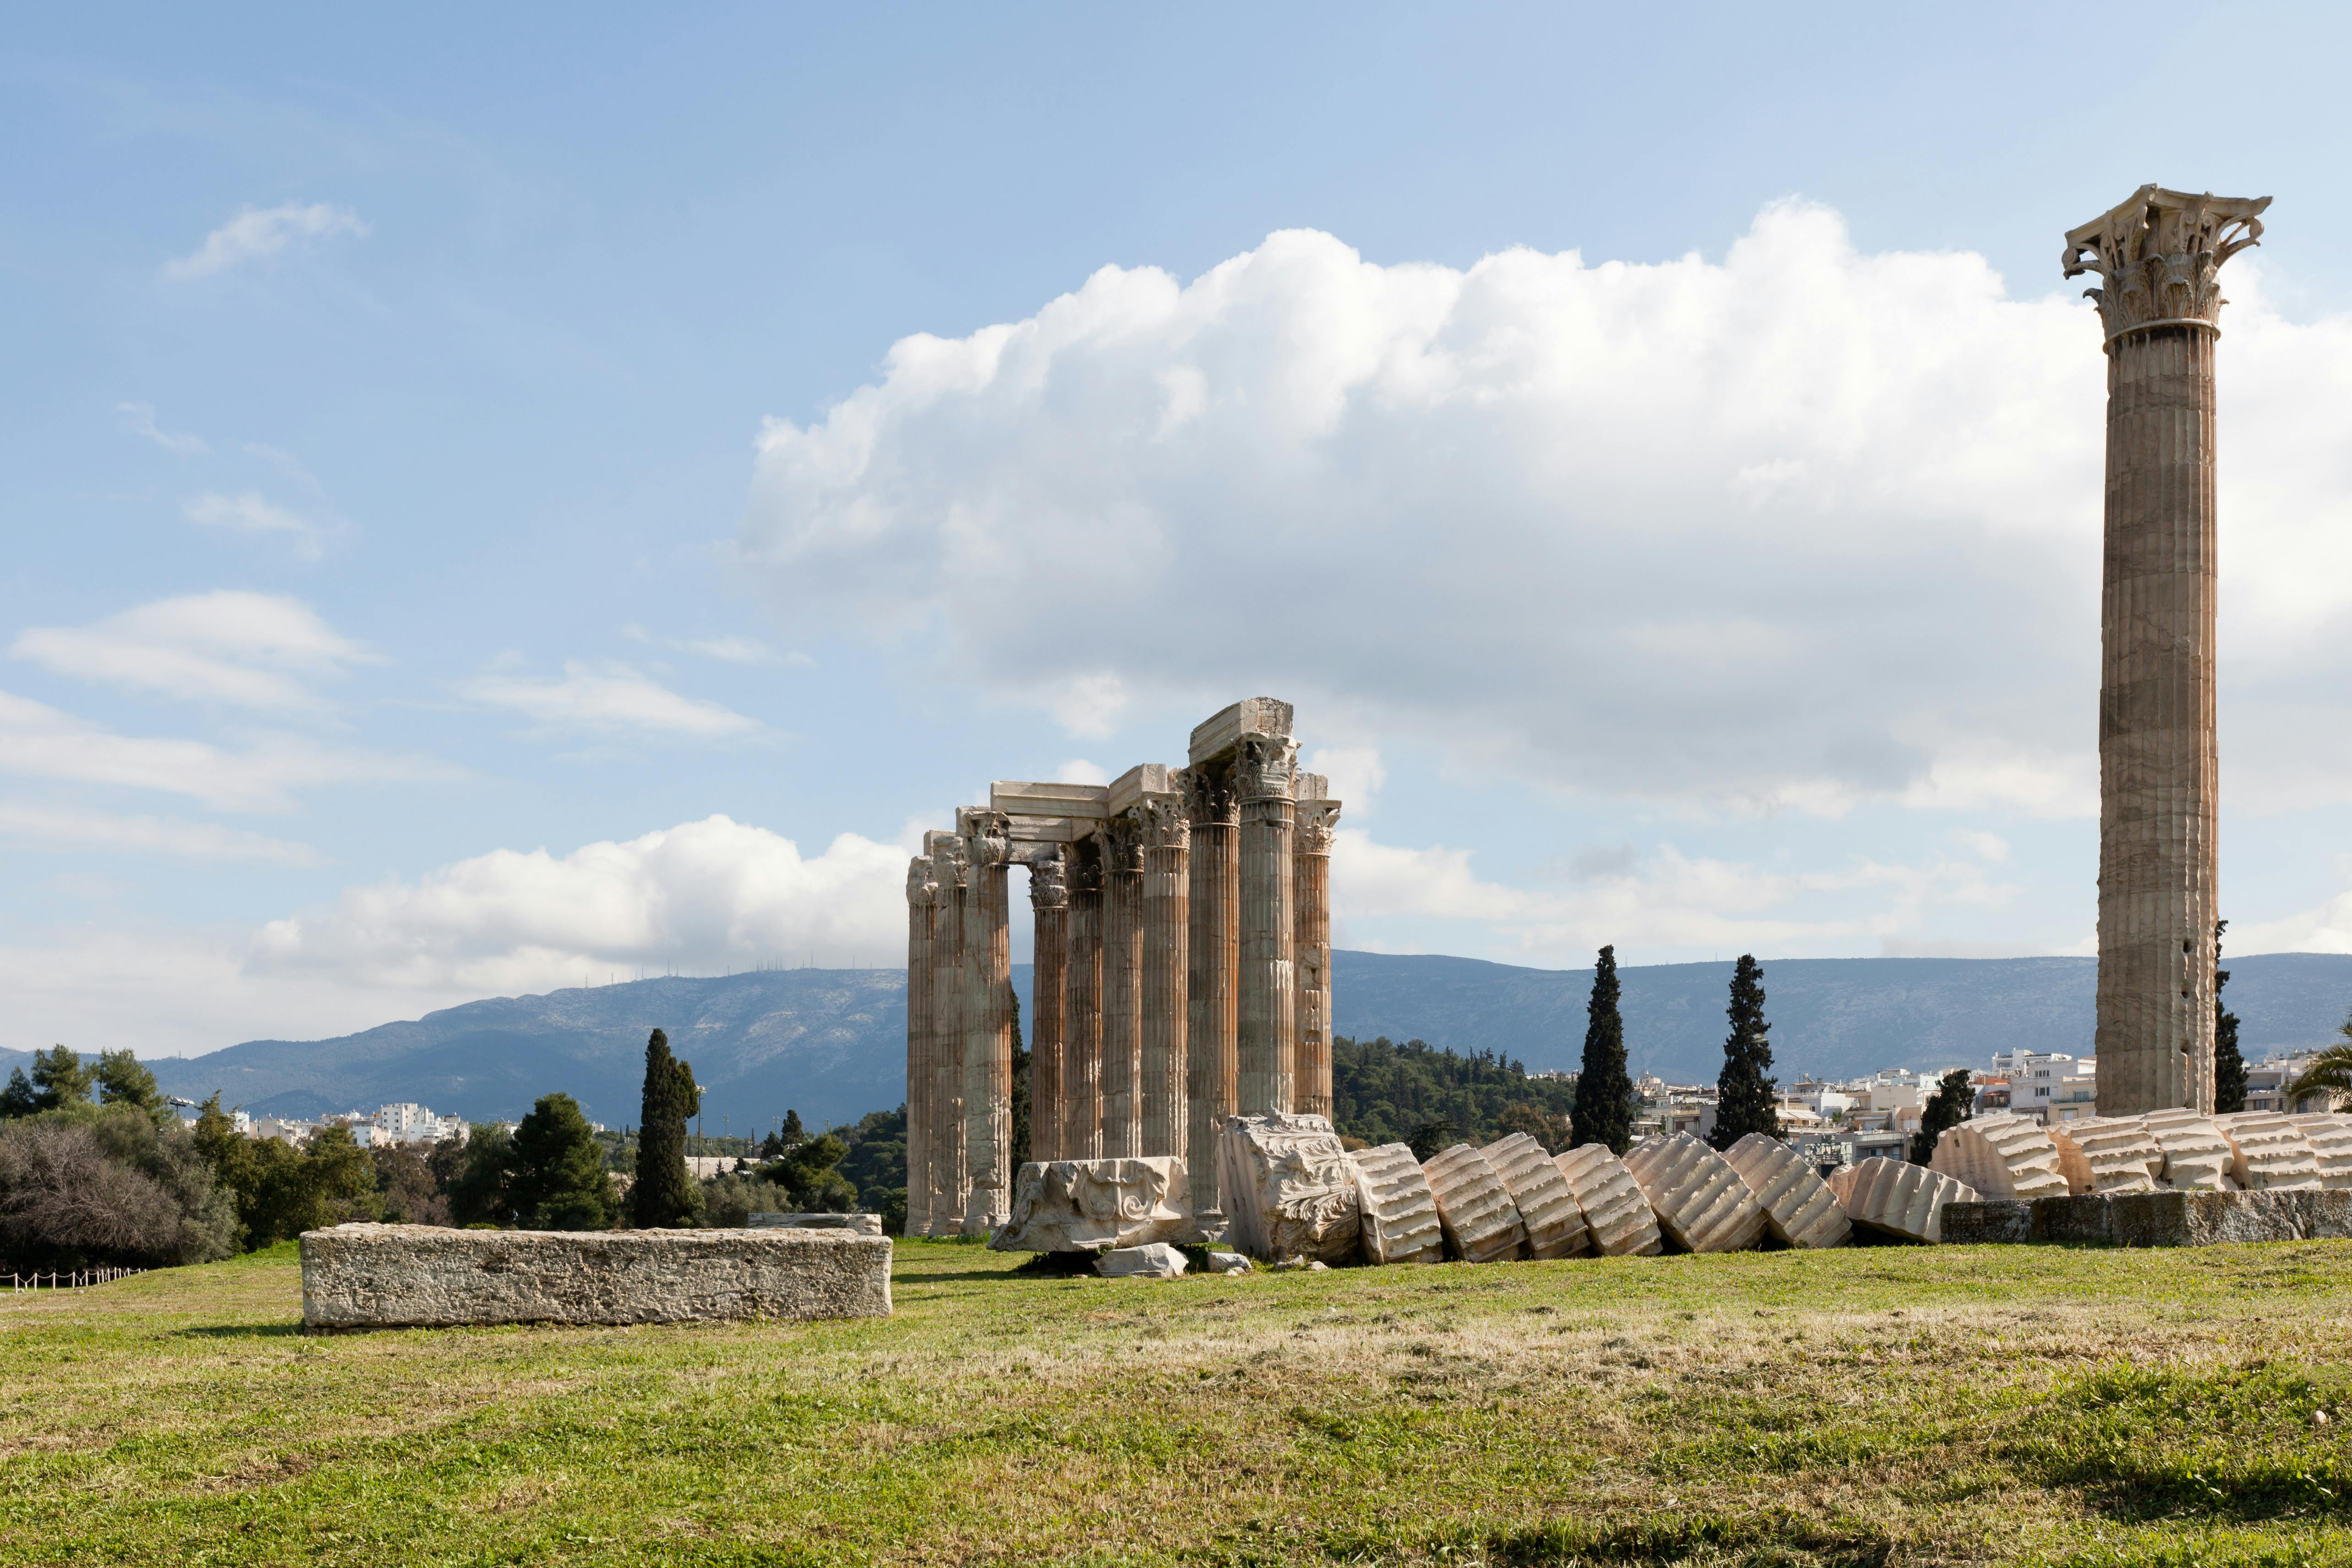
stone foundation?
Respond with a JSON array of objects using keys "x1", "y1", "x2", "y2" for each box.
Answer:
[
  {"x1": 1942, "y1": 1189, "x2": 2352, "y2": 1247},
  {"x1": 301, "y1": 1223, "x2": 892, "y2": 1329}
]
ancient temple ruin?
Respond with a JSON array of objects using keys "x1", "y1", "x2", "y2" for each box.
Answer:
[
  {"x1": 903, "y1": 698, "x2": 1340, "y2": 1236},
  {"x1": 2062, "y1": 186, "x2": 2270, "y2": 1117}
]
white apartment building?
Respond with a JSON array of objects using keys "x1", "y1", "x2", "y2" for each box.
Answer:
[
  {"x1": 2002, "y1": 1051, "x2": 2097, "y2": 1124},
  {"x1": 2247, "y1": 1055, "x2": 2323, "y2": 1114},
  {"x1": 373, "y1": 1102, "x2": 443, "y2": 1143}
]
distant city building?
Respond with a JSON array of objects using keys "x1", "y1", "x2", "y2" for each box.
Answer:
[{"x1": 2246, "y1": 1054, "x2": 2323, "y2": 1114}]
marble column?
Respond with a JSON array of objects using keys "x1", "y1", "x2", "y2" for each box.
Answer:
[
  {"x1": 1294, "y1": 794, "x2": 1341, "y2": 1120},
  {"x1": 961, "y1": 811, "x2": 1012, "y2": 1234},
  {"x1": 1027, "y1": 850, "x2": 1068, "y2": 1166},
  {"x1": 1236, "y1": 733, "x2": 1299, "y2": 1115},
  {"x1": 2064, "y1": 186, "x2": 2270, "y2": 1118},
  {"x1": 1099, "y1": 818, "x2": 1145, "y2": 1158},
  {"x1": 1138, "y1": 797, "x2": 1190, "y2": 1161},
  {"x1": 926, "y1": 834, "x2": 968, "y2": 1235},
  {"x1": 1062, "y1": 839, "x2": 1105, "y2": 1160},
  {"x1": 1183, "y1": 762, "x2": 1239, "y2": 1211},
  {"x1": 903, "y1": 855, "x2": 937, "y2": 1239}
]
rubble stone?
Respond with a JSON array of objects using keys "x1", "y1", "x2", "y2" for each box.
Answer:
[
  {"x1": 1421, "y1": 1143, "x2": 1527, "y2": 1263},
  {"x1": 1480, "y1": 1133, "x2": 1590, "y2": 1259},
  {"x1": 1722, "y1": 1133, "x2": 1849, "y2": 1249},
  {"x1": 1827, "y1": 1158, "x2": 1978, "y2": 1244},
  {"x1": 1215, "y1": 1112, "x2": 1361, "y2": 1263},
  {"x1": 1344, "y1": 1142, "x2": 1445, "y2": 1265},
  {"x1": 1929, "y1": 1114, "x2": 2070, "y2": 1200},
  {"x1": 1623, "y1": 1134, "x2": 1765, "y2": 1254},
  {"x1": 1553, "y1": 1144, "x2": 1663, "y2": 1257},
  {"x1": 988, "y1": 1157, "x2": 1205, "y2": 1252}
]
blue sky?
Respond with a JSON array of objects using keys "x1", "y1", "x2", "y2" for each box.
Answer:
[{"x1": 5, "y1": 4, "x2": 2351, "y2": 1056}]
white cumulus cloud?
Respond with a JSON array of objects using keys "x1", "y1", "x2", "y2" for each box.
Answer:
[
  {"x1": 458, "y1": 660, "x2": 763, "y2": 740},
  {"x1": 162, "y1": 202, "x2": 368, "y2": 282},
  {"x1": 12, "y1": 591, "x2": 378, "y2": 712}
]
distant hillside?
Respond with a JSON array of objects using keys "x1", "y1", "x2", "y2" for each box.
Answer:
[{"x1": 7, "y1": 950, "x2": 2345, "y2": 1130}]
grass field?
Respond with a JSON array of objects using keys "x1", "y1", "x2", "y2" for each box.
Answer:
[{"x1": 2, "y1": 1238, "x2": 2349, "y2": 1567}]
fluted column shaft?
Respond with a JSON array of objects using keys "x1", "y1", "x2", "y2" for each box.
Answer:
[
  {"x1": 1139, "y1": 802, "x2": 1190, "y2": 1160},
  {"x1": 903, "y1": 859, "x2": 936, "y2": 1238},
  {"x1": 962, "y1": 841, "x2": 1012, "y2": 1233},
  {"x1": 927, "y1": 848, "x2": 968, "y2": 1235},
  {"x1": 1236, "y1": 735, "x2": 1298, "y2": 1116},
  {"x1": 1184, "y1": 765, "x2": 1239, "y2": 1211},
  {"x1": 1028, "y1": 853, "x2": 1068, "y2": 1166},
  {"x1": 1062, "y1": 850, "x2": 1105, "y2": 1159},
  {"x1": 1099, "y1": 822, "x2": 1145, "y2": 1158},
  {"x1": 1293, "y1": 801, "x2": 1340, "y2": 1120}
]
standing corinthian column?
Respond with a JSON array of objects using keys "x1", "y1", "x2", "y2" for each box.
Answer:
[
  {"x1": 1294, "y1": 792, "x2": 1341, "y2": 1120},
  {"x1": 1062, "y1": 839, "x2": 1105, "y2": 1159},
  {"x1": 1183, "y1": 762, "x2": 1239, "y2": 1211},
  {"x1": 926, "y1": 833, "x2": 968, "y2": 1235},
  {"x1": 961, "y1": 811, "x2": 1013, "y2": 1234},
  {"x1": 1099, "y1": 818, "x2": 1145, "y2": 1158},
  {"x1": 1027, "y1": 849, "x2": 1068, "y2": 1166},
  {"x1": 1236, "y1": 732, "x2": 1299, "y2": 1115},
  {"x1": 2064, "y1": 186, "x2": 2270, "y2": 1117},
  {"x1": 903, "y1": 854, "x2": 937, "y2": 1239},
  {"x1": 1138, "y1": 796, "x2": 1190, "y2": 1161}
]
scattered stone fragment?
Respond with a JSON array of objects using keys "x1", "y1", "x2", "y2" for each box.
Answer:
[
  {"x1": 1097, "y1": 1242, "x2": 1187, "y2": 1279},
  {"x1": 1623, "y1": 1134, "x2": 1766, "y2": 1253},
  {"x1": 1929, "y1": 1113, "x2": 2070, "y2": 1200},
  {"x1": 1722, "y1": 1132, "x2": 1850, "y2": 1249},
  {"x1": 1345, "y1": 1142, "x2": 1445, "y2": 1264},
  {"x1": 1553, "y1": 1144, "x2": 1663, "y2": 1257},
  {"x1": 1827, "y1": 1158, "x2": 1979, "y2": 1244},
  {"x1": 1204, "y1": 1251, "x2": 1253, "y2": 1274},
  {"x1": 2140, "y1": 1110, "x2": 2235, "y2": 1191},
  {"x1": 1421, "y1": 1143, "x2": 1528, "y2": 1263},
  {"x1": 1215, "y1": 1113, "x2": 1362, "y2": 1263},
  {"x1": 2292, "y1": 1115, "x2": 2352, "y2": 1190},
  {"x1": 2046, "y1": 1118, "x2": 2163, "y2": 1194},
  {"x1": 2215, "y1": 1113, "x2": 2325, "y2": 1191},
  {"x1": 1480, "y1": 1133, "x2": 1591, "y2": 1259},
  {"x1": 988, "y1": 1157, "x2": 1205, "y2": 1252}
]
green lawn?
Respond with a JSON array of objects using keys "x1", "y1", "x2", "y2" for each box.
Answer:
[{"x1": 2, "y1": 1238, "x2": 2348, "y2": 1566}]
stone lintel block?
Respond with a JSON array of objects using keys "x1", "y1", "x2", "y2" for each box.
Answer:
[
  {"x1": 1188, "y1": 698, "x2": 1294, "y2": 765},
  {"x1": 1346, "y1": 1142, "x2": 1444, "y2": 1265},
  {"x1": 1722, "y1": 1132, "x2": 1850, "y2": 1249},
  {"x1": 749, "y1": 1213, "x2": 883, "y2": 1235},
  {"x1": 300, "y1": 1224, "x2": 892, "y2": 1330},
  {"x1": 1553, "y1": 1144, "x2": 1662, "y2": 1257},
  {"x1": 1000, "y1": 814, "x2": 1090, "y2": 846},
  {"x1": 1624, "y1": 1133, "x2": 1766, "y2": 1254},
  {"x1": 989, "y1": 781, "x2": 1110, "y2": 821},
  {"x1": 1293, "y1": 772, "x2": 1330, "y2": 802},
  {"x1": 988, "y1": 1157, "x2": 1204, "y2": 1252},
  {"x1": 1421, "y1": 1143, "x2": 1527, "y2": 1263},
  {"x1": 1929, "y1": 1114, "x2": 2070, "y2": 1200},
  {"x1": 1105, "y1": 764, "x2": 1182, "y2": 818},
  {"x1": 1216, "y1": 1113, "x2": 1361, "y2": 1263},
  {"x1": 1480, "y1": 1133, "x2": 1590, "y2": 1259}
]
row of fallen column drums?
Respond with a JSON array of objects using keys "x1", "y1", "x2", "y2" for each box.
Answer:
[{"x1": 1350, "y1": 1107, "x2": 2352, "y2": 1266}]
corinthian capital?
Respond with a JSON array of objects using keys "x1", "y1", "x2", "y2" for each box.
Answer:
[
  {"x1": 1234, "y1": 734, "x2": 1298, "y2": 802},
  {"x1": 1138, "y1": 796, "x2": 1191, "y2": 853},
  {"x1": 1101, "y1": 817, "x2": 1145, "y2": 875},
  {"x1": 958, "y1": 808, "x2": 1012, "y2": 867},
  {"x1": 1296, "y1": 799, "x2": 1342, "y2": 854},
  {"x1": 2063, "y1": 185, "x2": 2271, "y2": 345},
  {"x1": 1027, "y1": 848, "x2": 1069, "y2": 909},
  {"x1": 929, "y1": 830, "x2": 969, "y2": 891},
  {"x1": 1180, "y1": 764, "x2": 1237, "y2": 827},
  {"x1": 906, "y1": 856, "x2": 938, "y2": 907}
]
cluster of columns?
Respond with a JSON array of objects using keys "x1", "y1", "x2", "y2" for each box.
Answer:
[
  {"x1": 904, "y1": 698, "x2": 1341, "y2": 1235},
  {"x1": 2062, "y1": 185, "x2": 2269, "y2": 1117}
]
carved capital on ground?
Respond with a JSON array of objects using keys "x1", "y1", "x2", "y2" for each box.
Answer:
[
  {"x1": 1234, "y1": 734, "x2": 1298, "y2": 803},
  {"x1": 906, "y1": 856, "x2": 938, "y2": 907},
  {"x1": 1027, "y1": 848, "x2": 1069, "y2": 909},
  {"x1": 1180, "y1": 764, "x2": 1238, "y2": 828},
  {"x1": 1137, "y1": 796, "x2": 1191, "y2": 853},
  {"x1": 1296, "y1": 799, "x2": 1342, "y2": 855},
  {"x1": 2063, "y1": 185, "x2": 2271, "y2": 345}
]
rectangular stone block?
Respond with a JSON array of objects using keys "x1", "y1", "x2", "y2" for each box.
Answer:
[
  {"x1": 1188, "y1": 698, "x2": 1293, "y2": 764},
  {"x1": 300, "y1": 1224, "x2": 892, "y2": 1330},
  {"x1": 1940, "y1": 1199, "x2": 2035, "y2": 1245},
  {"x1": 2110, "y1": 1189, "x2": 2352, "y2": 1246},
  {"x1": 1105, "y1": 763, "x2": 1181, "y2": 817}
]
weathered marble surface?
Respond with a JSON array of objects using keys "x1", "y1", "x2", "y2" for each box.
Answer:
[
  {"x1": 300, "y1": 1224, "x2": 892, "y2": 1329},
  {"x1": 1346, "y1": 1142, "x2": 1444, "y2": 1265},
  {"x1": 2292, "y1": 1114, "x2": 2352, "y2": 1190},
  {"x1": 1828, "y1": 1158, "x2": 1978, "y2": 1244},
  {"x1": 2141, "y1": 1109, "x2": 2235, "y2": 1190},
  {"x1": 1481, "y1": 1133, "x2": 1590, "y2": 1259},
  {"x1": 749, "y1": 1213, "x2": 884, "y2": 1236},
  {"x1": 1929, "y1": 1114, "x2": 2070, "y2": 1200},
  {"x1": 1098, "y1": 1241, "x2": 1187, "y2": 1279},
  {"x1": 1624, "y1": 1134, "x2": 1765, "y2": 1254},
  {"x1": 1722, "y1": 1132, "x2": 1849, "y2": 1249},
  {"x1": 2215, "y1": 1113, "x2": 2324, "y2": 1191},
  {"x1": 988, "y1": 1157, "x2": 1205, "y2": 1252},
  {"x1": 1946, "y1": 1189, "x2": 2352, "y2": 1246},
  {"x1": 1553, "y1": 1144, "x2": 1662, "y2": 1257},
  {"x1": 1216, "y1": 1112, "x2": 1361, "y2": 1263},
  {"x1": 2047, "y1": 1118, "x2": 2162, "y2": 1195},
  {"x1": 1421, "y1": 1143, "x2": 1526, "y2": 1263}
]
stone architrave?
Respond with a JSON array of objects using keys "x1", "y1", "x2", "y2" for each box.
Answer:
[
  {"x1": 926, "y1": 833, "x2": 969, "y2": 1235},
  {"x1": 2141, "y1": 1109, "x2": 2235, "y2": 1190},
  {"x1": 961, "y1": 810, "x2": 1014, "y2": 1235},
  {"x1": 1216, "y1": 1111, "x2": 1361, "y2": 1263},
  {"x1": 1182, "y1": 762, "x2": 1240, "y2": 1213},
  {"x1": 1623, "y1": 1134, "x2": 1766, "y2": 1254},
  {"x1": 1553, "y1": 1145, "x2": 1663, "y2": 1257},
  {"x1": 1293, "y1": 787, "x2": 1341, "y2": 1120},
  {"x1": 1027, "y1": 850, "x2": 1069, "y2": 1166},
  {"x1": 1062, "y1": 841, "x2": 1105, "y2": 1161},
  {"x1": 1136, "y1": 791, "x2": 1190, "y2": 1162},
  {"x1": 1099, "y1": 817, "x2": 1145, "y2": 1159},
  {"x1": 2063, "y1": 187, "x2": 2271, "y2": 1116},
  {"x1": 1345, "y1": 1143, "x2": 1444, "y2": 1264},
  {"x1": 1421, "y1": 1143, "x2": 1526, "y2": 1263},
  {"x1": 1827, "y1": 1158, "x2": 1979, "y2": 1245},
  {"x1": 1722, "y1": 1132, "x2": 1850, "y2": 1250},
  {"x1": 987, "y1": 1157, "x2": 1205, "y2": 1252},
  {"x1": 1928, "y1": 1114, "x2": 2070, "y2": 1201},
  {"x1": 1235, "y1": 730, "x2": 1299, "y2": 1115},
  {"x1": 2291, "y1": 1115, "x2": 2352, "y2": 1190},
  {"x1": 1481, "y1": 1133, "x2": 1589, "y2": 1259},
  {"x1": 903, "y1": 855, "x2": 938, "y2": 1240},
  {"x1": 2047, "y1": 1118, "x2": 2163, "y2": 1195},
  {"x1": 2214, "y1": 1113, "x2": 2324, "y2": 1191}
]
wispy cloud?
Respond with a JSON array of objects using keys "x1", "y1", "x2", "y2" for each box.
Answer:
[
  {"x1": 0, "y1": 802, "x2": 322, "y2": 866},
  {"x1": 619, "y1": 624, "x2": 806, "y2": 667},
  {"x1": 162, "y1": 202, "x2": 368, "y2": 282},
  {"x1": 115, "y1": 402, "x2": 208, "y2": 455},
  {"x1": 459, "y1": 661, "x2": 764, "y2": 740},
  {"x1": 182, "y1": 491, "x2": 331, "y2": 559},
  {"x1": 12, "y1": 591, "x2": 380, "y2": 712}
]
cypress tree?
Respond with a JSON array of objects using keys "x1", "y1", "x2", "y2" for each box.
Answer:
[
  {"x1": 629, "y1": 1028, "x2": 703, "y2": 1227},
  {"x1": 1909, "y1": 1067, "x2": 1975, "y2": 1163},
  {"x1": 1708, "y1": 955, "x2": 1781, "y2": 1149},
  {"x1": 1568, "y1": 945, "x2": 1633, "y2": 1154},
  {"x1": 1008, "y1": 985, "x2": 1030, "y2": 1169},
  {"x1": 2214, "y1": 919, "x2": 2248, "y2": 1114}
]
